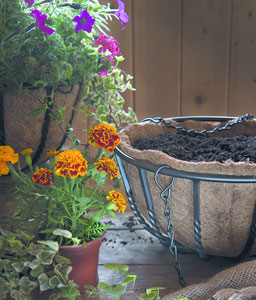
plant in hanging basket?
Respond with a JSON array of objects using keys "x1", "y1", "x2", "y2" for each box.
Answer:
[
  {"x1": 0, "y1": 123, "x2": 127, "y2": 295},
  {"x1": 116, "y1": 116, "x2": 256, "y2": 258},
  {"x1": 0, "y1": 0, "x2": 137, "y2": 168}
]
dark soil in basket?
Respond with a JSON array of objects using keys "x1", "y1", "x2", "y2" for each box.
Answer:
[{"x1": 133, "y1": 133, "x2": 256, "y2": 163}]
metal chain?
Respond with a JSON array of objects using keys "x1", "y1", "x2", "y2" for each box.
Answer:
[
  {"x1": 154, "y1": 166, "x2": 187, "y2": 287},
  {"x1": 146, "y1": 114, "x2": 254, "y2": 136}
]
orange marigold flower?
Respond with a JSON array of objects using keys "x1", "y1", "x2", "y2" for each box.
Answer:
[
  {"x1": 54, "y1": 149, "x2": 87, "y2": 179},
  {"x1": 94, "y1": 157, "x2": 119, "y2": 180},
  {"x1": 32, "y1": 168, "x2": 54, "y2": 186},
  {"x1": 88, "y1": 123, "x2": 120, "y2": 152},
  {"x1": 107, "y1": 190, "x2": 127, "y2": 214},
  {"x1": 0, "y1": 146, "x2": 19, "y2": 176},
  {"x1": 0, "y1": 161, "x2": 10, "y2": 176},
  {"x1": 46, "y1": 149, "x2": 60, "y2": 157},
  {"x1": 21, "y1": 148, "x2": 34, "y2": 155},
  {"x1": 0, "y1": 146, "x2": 19, "y2": 164}
]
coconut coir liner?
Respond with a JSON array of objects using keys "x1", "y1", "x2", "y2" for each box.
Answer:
[{"x1": 118, "y1": 118, "x2": 256, "y2": 257}]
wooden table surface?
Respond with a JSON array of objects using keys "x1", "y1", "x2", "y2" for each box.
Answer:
[{"x1": 78, "y1": 209, "x2": 236, "y2": 300}]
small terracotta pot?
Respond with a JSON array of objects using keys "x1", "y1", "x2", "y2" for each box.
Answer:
[{"x1": 59, "y1": 233, "x2": 105, "y2": 293}]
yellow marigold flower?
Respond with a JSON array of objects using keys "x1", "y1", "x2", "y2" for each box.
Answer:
[
  {"x1": 88, "y1": 123, "x2": 120, "y2": 152},
  {"x1": 54, "y1": 149, "x2": 87, "y2": 179},
  {"x1": 46, "y1": 149, "x2": 60, "y2": 157},
  {"x1": 107, "y1": 190, "x2": 127, "y2": 214},
  {"x1": 32, "y1": 168, "x2": 54, "y2": 186},
  {"x1": 21, "y1": 148, "x2": 34, "y2": 155},
  {"x1": 94, "y1": 157, "x2": 119, "y2": 180},
  {"x1": 0, "y1": 146, "x2": 19, "y2": 164},
  {"x1": 0, "y1": 160, "x2": 10, "y2": 176}
]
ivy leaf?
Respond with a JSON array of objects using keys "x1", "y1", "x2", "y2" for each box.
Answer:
[
  {"x1": 0, "y1": 278, "x2": 11, "y2": 298},
  {"x1": 146, "y1": 287, "x2": 166, "y2": 293},
  {"x1": 60, "y1": 283, "x2": 80, "y2": 299},
  {"x1": 53, "y1": 229, "x2": 72, "y2": 239},
  {"x1": 12, "y1": 261, "x2": 25, "y2": 272},
  {"x1": 103, "y1": 77, "x2": 116, "y2": 90},
  {"x1": 54, "y1": 264, "x2": 72, "y2": 282},
  {"x1": 140, "y1": 291, "x2": 158, "y2": 299},
  {"x1": 30, "y1": 265, "x2": 45, "y2": 277},
  {"x1": 49, "y1": 275, "x2": 60, "y2": 288},
  {"x1": 19, "y1": 276, "x2": 37, "y2": 294},
  {"x1": 98, "y1": 282, "x2": 126, "y2": 300},
  {"x1": 38, "y1": 273, "x2": 51, "y2": 291},
  {"x1": 38, "y1": 240, "x2": 59, "y2": 252},
  {"x1": 36, "y1": 250, "x2": 56, "y2": 265},
  {"x1": 104, "y1": 263, "x2": 129, "y2": 272}
]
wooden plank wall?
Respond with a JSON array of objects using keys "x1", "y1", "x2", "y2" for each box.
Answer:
[
  {"x1": 106, "y1": 0, "x2": 256, "y2": 121},
  {"x1": 73, "y1": 0, "x2": 256, "y2": 141}
]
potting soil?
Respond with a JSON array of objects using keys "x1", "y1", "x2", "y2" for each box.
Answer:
[{"x1": 133, "y1": 133, "x2": 256, "y2": 163}]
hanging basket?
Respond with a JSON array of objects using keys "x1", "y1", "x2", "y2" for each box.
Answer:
[
  {"x1": 115, "y1": 116, "x2": 256, "y2": 258},
  {"x1": 0, "y1": 83, "x2": 84, "y2": 169}
]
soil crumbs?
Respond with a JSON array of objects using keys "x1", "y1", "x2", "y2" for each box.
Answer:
[{"x1": 133, "y1": 133, "x2": 256, "y2": 163}]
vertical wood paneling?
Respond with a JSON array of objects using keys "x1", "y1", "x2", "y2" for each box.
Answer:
[
  {"x1": 133, "y1": 0, "x2": 181, "y2": 121},
  {"x1": 228, "y1": 0, "x2": 256, "y2": 116},
  {"x1": 181, "y1": 0, "x2": 231, "y2": 116}
]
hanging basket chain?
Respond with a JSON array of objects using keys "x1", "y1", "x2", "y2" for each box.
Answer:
[
  {"x1": 145, "y1": 113, "x2": 254, "y2": 136},
  {"x1": 154, "y1": 166, "x2": 187, "y2": 287}
]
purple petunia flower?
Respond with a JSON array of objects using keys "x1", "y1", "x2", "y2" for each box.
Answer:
[
  {"x1": 72, "y1": 11, "x2": 95, "y2": 32},
  {"x1": 99, "y1": 69, "x2": 108, "y2": 77},
  {"x1": 25, "y1": 0, "x2": 34, "y2": 7},
  {"x1": 94, "y1": 33, "x2": 122, "y2": 61},
  {"x1": 30, "y1": 9, "x2": 55, "y2": 36},
  {"x1": 115, "y1": 0, "x2": 129, "y2": 29}
]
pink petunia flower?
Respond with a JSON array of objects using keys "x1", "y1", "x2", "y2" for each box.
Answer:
[{"x1": 94, "y1": 33, "x2": 122, "y2": 61}]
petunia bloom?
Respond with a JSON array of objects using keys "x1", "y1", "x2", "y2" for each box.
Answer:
[
  {"x1": 54, "y1": 149, "x2": 87, "y2": 179},
  {"x1": 32, "y1": 168, "x2": 54, "y2": 186},
  {"x1": 88, "y1": 123, "x2": 120, "y2": 152},
  {"x1": 115, "y1": 0, "x2": 129, "y2": 29},
  {"x1": 25, "y1": 0, "x2": 34, "y2": 7},
  {"x1": 107, "y1": 190, "x2": 127, "y2": 213},
  {"x1": 72, "y1": 10, "x2": 95, "y2": 32},
  {"x1": 94, "y1": 34, "x2": 122, "y2": 62},
  {"x1": 94, "y1": 157, "x2": 119, "y2": 180},
  {"x1": 30, "y1": 9, "x2": 55, "y2": 36},
  {"x1": 0, "y1": 146, "x2": 19, "y2": 176}
]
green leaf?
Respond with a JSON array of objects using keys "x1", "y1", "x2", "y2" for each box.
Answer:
[
  {"x1": 53, "y1": 229, "x2": 72, "y2": 239},
  {"x1": 36, "y1": 250, "x2": 56, "y2": 265},
  {"x1": 49, "y1": 275, "x2": 60, "y2": 288},
  {"x1": 12, "y1": 261, "x2": 25, "y2": 272},
  {"x1": 121, "y1": 276, "x2": 136, "y2": 285},
  {"x1": 38, "y1": 273, "x2": 51, "y2": 291},
  {"x1": 38, "y1": 240, "x2": 59, "y2": 251},
  {"x1": 10, "y1": 289, "x2": 32, "y2": 300},
  {"x1": 60, "y1": 283, "x2": 80, "y2": 299},
  {"x1": 106, "y1": 202, "x2": 116, "y2": 210},
  {"x1": 54, "y1": 264, "x2": 72, "y2": 282},
  {"x1": 146, "y1": 287, "x2": 166, "y2": 293},
  {"x1": 8, "y1": 239, "x2": 23, "y2": 249},
  {"x1": 104, "y1": 263, "x2": 129, "y2": 272},
  {"x1": 30, "y1": 265, "x2": 45, "y2": 277},
  {"x1": 24, "y1": 260, "x2": 40, "y2": 270},
  {"x1": 140, "y1": 291, "x2": 158, "y2": 299},
  {"x1": 103, "y1": 77, "x2": 117, "y2": 90},
  {"x1": 19, "y1": 276, "x2": 37, "y2": 294},
  {"x1": 98, "y1": 283, "x2": 126, "y2": 300},
  {"x1": 0, "y1": 278, "x2": 11, "y2": 299}
]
